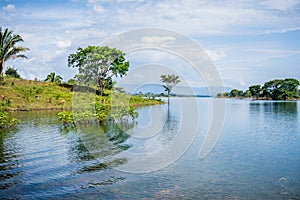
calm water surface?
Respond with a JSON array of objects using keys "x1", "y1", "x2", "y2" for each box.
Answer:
[{"x1": 1, "y1": 99, "x2": 300, "y2": 199}]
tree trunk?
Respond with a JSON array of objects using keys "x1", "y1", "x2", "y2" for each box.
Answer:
[
  {"x1": 0, "y1": 60, "x2": 4, "y2": 84},
  {"x1": 167, "y1": 90, "x2": 170, "y2": 105},
  {"x1": 0, "y1": 60, "x2": 4, "y2": 74},
  {"x1": 97, "y1": 78, "x2": 104, "y2": 96}
]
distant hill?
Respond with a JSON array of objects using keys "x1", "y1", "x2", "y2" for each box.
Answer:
[{"x1": 120, "y1": 83, "x2": 231, "y2": 97}]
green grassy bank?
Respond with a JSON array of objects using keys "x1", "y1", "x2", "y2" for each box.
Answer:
[{"x1": 0, "y1": 77, "x2": 163, "y2": 112}]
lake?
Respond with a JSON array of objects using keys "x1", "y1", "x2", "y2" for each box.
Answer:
[{"x1": 1, "y1": 98, "x2": 300, "y2": 199}]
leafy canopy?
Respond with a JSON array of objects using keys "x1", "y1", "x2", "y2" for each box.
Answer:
[
  {"x1": 68, "y1": 46, "x2": 129, "y2": 95},
  {"x1": 249, "y1": 84, "x2": 262, "y2": 98},
  {"x1": 160, "y1": 74, "x2": 181, "y2": 93},
  {"x1": 160, "y1": 74, "x2": 180, "y2": 104},
  {"x1": 44, "y1": 72, "x2": 63, "y2": 84},
  {"x1": 262, "y1": 78, "x2": 299, "y2": 100}
]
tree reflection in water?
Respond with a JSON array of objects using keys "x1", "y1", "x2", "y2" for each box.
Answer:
[
  {"x1": 0, "y1": 128, "x2": 21, "y2": 189},
  {"x1": 60, "y1": 120, "x2": 134, "y2": 174}
]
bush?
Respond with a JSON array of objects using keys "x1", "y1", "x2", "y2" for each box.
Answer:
[
  {"x1": 0, "y1": 110, "x2": 19, "y2": 129},
  {"x1": 5, "y1": 67, "x2": 21, "y2": 78}
]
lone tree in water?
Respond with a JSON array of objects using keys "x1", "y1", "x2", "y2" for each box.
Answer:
[
  {"x1": 160, "y1": 74, "x2": 181, "y2": 104},
  {"x1": 0, "y1": 27, "x2": 29, "y2": 80},
  {"x1": 68, "y1": 46, "x2": 129, "y2": 95}
]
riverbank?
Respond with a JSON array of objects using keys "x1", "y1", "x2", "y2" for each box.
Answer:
[
  {"x1": 0, "y1": 77, "x2": 163, "y2": 112},
  {"x1": 216, "y1": 96, "x2": 300, "y2": 101}
]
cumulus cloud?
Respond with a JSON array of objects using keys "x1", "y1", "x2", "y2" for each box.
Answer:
[
  {"x1": 2, "y1": 0, "x2": 300, "y2": 87},
  {"x1": 3, "y1": 4, "x2": 15, "y2": 12}
]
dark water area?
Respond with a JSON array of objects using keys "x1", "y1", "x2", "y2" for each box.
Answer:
[{"x1": 0, "y1": 99, "x2": 300, "y2": 199}]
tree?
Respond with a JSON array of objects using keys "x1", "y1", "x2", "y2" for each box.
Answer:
[
  {"x1": 44, "y1": 72, "x2": 63, "y2": 84},
  {"x1": 243, "y1": 90, "x2": 251, "y2": 98},
  {"x1": 249, "y1": 84, "x2": 261, "y2": 99},
  {"x1": 160, "y1": 74, "x2": 181, "y2": 104},
  {"x1": 67, "y1": 78, "x2": 75, "y2": 85},
  {"x1": 5, "y1": 67, "x2": 21, "y2": 78},
  {"x1": 262, "y1": 79, "x2": 280, "y2": 99},
  {"x1": 262, "y1": 78, "x2": 299, "y2": 100},
  {"x1": 68, "y1": 46, "x2": 129, "y2": 96},
  {"x1": 0, "y1": 27, "x2": 29, "y2": 79},
  {"x1": 281, "y1": 78, "x2": 299, "y2": 99},
  {"x1": 229, "y1": 89, "x2": 243, "y2": 97}
]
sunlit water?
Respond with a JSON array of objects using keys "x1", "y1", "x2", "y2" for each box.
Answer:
[{"x1": 1, "y1": 99, "x2": 300, "y2": 199}]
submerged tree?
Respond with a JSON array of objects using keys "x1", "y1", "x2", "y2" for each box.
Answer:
[
  {"x1": 68, "y1": 46, "x2": 129, "y2": 96},
  {"x1": 0, "y1": 27, "x2": 29, "y2": 80},
  {"x1": 160, "y1": 74, "x2": 181, "y2": 104}
]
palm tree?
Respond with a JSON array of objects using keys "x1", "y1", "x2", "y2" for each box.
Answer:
[
  {"x1": 44, "y1": 72, "x2": 63, "y2": 84},
  {"x1": 160, "y1": 74, "x2": 181, "y2": 105},
  {"x1": 0, "y1": 27, "x2": 29, "y2": 78}
]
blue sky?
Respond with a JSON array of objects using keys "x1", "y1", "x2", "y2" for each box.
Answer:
[{"x1": 1, "y1": 0, "x2": 300, "y2": 90}]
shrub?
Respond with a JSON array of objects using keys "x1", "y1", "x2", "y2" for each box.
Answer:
[
  {"x1": 0, "y1": 110, "x2": 19, "y2": 129},
  {"x1": 5, "y1": 67, "x2": 21, "y2": 79}
]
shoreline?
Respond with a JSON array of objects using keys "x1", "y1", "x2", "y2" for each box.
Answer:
[
  {"x1": 4, "y1": 101, "x2": 164, "y2": 112},
  {"x1": 216, "y1": 97, "x2": 300, "y2": 101}
]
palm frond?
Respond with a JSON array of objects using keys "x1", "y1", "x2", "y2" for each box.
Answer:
[{"x1": 0, "y1": 27, "x2": 29, "y2": 74}]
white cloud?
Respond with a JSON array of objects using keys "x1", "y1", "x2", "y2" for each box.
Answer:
[
  {"x1": 57, "y1": 40, "x2": 72, "y2": 49},
  {"x1": 260, "y1": 0, "x2": 300, "y2": 11},
  {"x1": 92, "y1": 4, "x2": 106, "y2": 13},
  {"x1": 23, "y1": 57, "x2": 36, "y2": 64},
  {"x1": 2, "y1": 0, "x2": 300, "y2": 87},
  {"x1": 140, "y1": 36, "x2": 176, "y2": 44},
  {"x1": 206, "y1": 49, "x2": 226, "y2": 61},
  {"x1": 3, "y1": 4, "x2": 15, "y2": 12}
]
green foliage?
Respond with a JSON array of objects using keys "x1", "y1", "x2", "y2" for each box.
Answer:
[
  {"x1": 160, "y1": 74, "x2": 181, "y2": 104},
  {"x1": 5, "y1": 67, "x2": 21, "y2": 78},
  {"x1": 68, "y1": 46, "x2": 129, "y2": 95},
  {"x1": 44, "y1": 72, "x2": 63, "y2": 84},
  {"x1": 243, "y1": 90, "x2": 252, "y2": 98},
  {"x1": 229, "y1": 89, "x2": 243, "y2": 97},
  {"x1": 0, "y1": 27, "x2": 29, "y2": 76},
  {"x1": 218, "y1": 78, "x2": 299, "y2": 100},
  {"x1": 58, "y1": 100, "x2": 138, "y2": 128},
  {"x1": 35, "y1": 87, "x2": 44, "y2": 94},
  {"x1": 0, "y1": 110, "x2": 18, "y2": 129},
  {"x1": 249, "y1": 84, "x2": 262, "y2": 98},
  {"x1": 160, "y1": 74, "x2": 181, "y2": 93},
  {"x1": 262, "y1": 78, "x2": 300, "y2": 100},
  {"x1": 95, "y1": 103, "x2": 110, "y2": 122},
  {"x1": 67, "y1": 78, "x2": 75, "y2": 85}
]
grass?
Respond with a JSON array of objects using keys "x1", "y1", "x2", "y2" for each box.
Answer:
[{"x1": 0, "y1": 77, "x2": 163, "y2": 111}]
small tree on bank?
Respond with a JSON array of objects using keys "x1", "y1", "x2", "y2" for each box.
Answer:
[
  {"x1": 68, "y1": 46, "x2": 129, "y2": 96},
  {"x1": 249, "y1": 84, "x2": 262, "y2": 99},
  {"x1": 160, "y1": 74, "x2": 180, "y2": 104},
  {"x1": 44, "y1": 72, "x2": 63, "y2": 84},
  {"x1": 5, "y1": 67, "x2": 21, "y2": 78}
]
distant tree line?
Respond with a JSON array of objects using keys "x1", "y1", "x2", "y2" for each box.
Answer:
[{"x1": 217, "y1": 78, "x2": 300, "y2": 100}]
